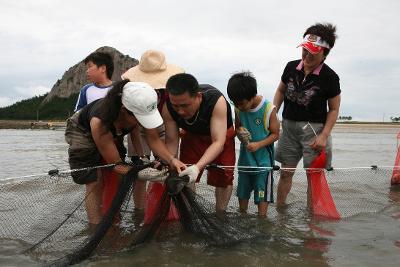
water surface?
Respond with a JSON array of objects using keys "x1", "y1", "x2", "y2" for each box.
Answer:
[{"x1": 0, "y1": 126, "x2": 400, "y2": 266}]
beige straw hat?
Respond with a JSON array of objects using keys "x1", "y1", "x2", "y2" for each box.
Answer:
[{"x1": 121, "y1": 50, "x2": 184, "y2": 89}]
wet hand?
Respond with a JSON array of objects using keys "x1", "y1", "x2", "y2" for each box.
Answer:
[
  {"x1": 246, "y1": 142, "x2": 259, "y2": 152},
  {"x1": 236, "y1": 127, "x2": 252, "y2": 144},
  {"x1": 113, "y1": 164, "x2": 132, "y2": 175},
  {"x1": 311, "y1": 134, "x2": 327, "y2": 151},
  {"x1": 179, "y1": 164, "x2": 199, "y2": 183},
  {"x1": 169, "y1": 157, "x2": 187, "y2": 174}
]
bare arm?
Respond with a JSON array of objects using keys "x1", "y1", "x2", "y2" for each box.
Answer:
[
  {"x1": 247, "y1": 108, "x2": 280, "y2": 152},
  {"x1": 195, "y1": 96, "x2": 227, "y2": 170},
  {"x1": 311, "y1": 94, "x2": 341, "y2": 150},
  {"x1": 161, "y1": 104, "x2": 180, "y2": 157},
  {"x1": 234, "y1": 109, "x2": 241, "y2": 130},
  {"x1": 129, "y1": 124, "x2": 145, "y2": 157},
  {"x1": 90, "y1": 118, "x2": 130, "y2": 175},
  {"x1": 273, "y1": 81, "x2": 287, "y2": 112},
  {"x1": 145, "y1": 108, "x2": 186, "y2": 172}
]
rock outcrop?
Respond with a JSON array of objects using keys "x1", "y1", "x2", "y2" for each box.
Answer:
[{"x1": 41, "y1": 46, "x2": 138, "y2": 104}]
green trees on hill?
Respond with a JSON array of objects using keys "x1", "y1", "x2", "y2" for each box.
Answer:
[
  {"x1": 0, "y1": 93, "x2": 78, "y2": 120},
  {"x1": 338, "y1": 116, "x2": 352, "y2": 121}
]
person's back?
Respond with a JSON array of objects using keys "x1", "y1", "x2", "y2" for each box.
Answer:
[
  {"x1": 66, "y1": 80, "x2": 186, "y2": 224},
  {"x1": 227, "y1": 72, "x2": 280, "y2": 217}
]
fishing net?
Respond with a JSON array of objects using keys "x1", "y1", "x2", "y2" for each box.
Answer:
[
  {"x1": 0, "y1": 164, "x2": 397, "y2": 265},
  {"x1": 307, "y1": 151, "x2": 340, "y2": 219},
  {"x1": 391, "y1": 132, "x2": 400, "y2": 185}
]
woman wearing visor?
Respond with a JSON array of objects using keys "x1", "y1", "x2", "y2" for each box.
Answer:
[{"x1": 273, "y1": 23, "x2": 341, "y2": 207}]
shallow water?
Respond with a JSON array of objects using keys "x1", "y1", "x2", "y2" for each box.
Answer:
[{"x1": 1, "y1": 126, "x2": 400, "y2": 266}]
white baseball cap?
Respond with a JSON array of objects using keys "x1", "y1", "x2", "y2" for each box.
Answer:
[{"x1": 121, "y1": 82, "x2": 163, "y2": 129}]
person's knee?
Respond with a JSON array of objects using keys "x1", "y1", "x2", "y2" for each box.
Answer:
[
  {"x1": 86, "y1": 179, "x2": 102, "y2": 192},
  {"x1": 279, "y1": 170, "x2": 295, "y2": 181}
]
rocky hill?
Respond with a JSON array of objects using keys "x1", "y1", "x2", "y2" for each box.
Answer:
[
  {"x1": 42, "y1": 46, "x2": 138, "y2": 104},
  {"x1": 0, "y1": 47, "x2": 139, "y2": 121}
]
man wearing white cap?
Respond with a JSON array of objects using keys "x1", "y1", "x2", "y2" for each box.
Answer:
[
  {"x1": 273, "y1": 23, "x2": 341, "y2": 207},
  {"x1": 65, "y1": 80, "x2": 185, "y2": 225}
]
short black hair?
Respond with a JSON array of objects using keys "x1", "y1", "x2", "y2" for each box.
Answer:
[
  {"x1": 166, "y1": 73, "x2": 199, "y2": 97},
  {"x1": 84, "y1": 52, "x2": 114, "y2": 79},
  {"x1": 226, "y1": 71, "x2": 257, "y2": 104},
  {"x1": 304, "y1": 23, "x2": 337, "y2": 56}
]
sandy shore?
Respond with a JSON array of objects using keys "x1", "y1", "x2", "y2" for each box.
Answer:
[
  {"x1": 334, "y1": 122, "x2": 400, "y2": 128},
  {"x1": 0, "y1": 120, "x2": 66, "y2": 129}
]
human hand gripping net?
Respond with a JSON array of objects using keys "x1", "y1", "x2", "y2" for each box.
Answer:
[
  {"x1": 137, "y1": 164, "x2": 197, "y2": 191},
  {"x1": 132, "y1": 169, "x2": 262, "y2": 248},
  {"x1": 137, "y1": 165, "x2": 169, "y2": 182}
]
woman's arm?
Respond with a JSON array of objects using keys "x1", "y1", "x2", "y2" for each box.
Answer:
[
  {"x1": 90, "y1": 117, "x2": 130, "y2": 175},
  {"x1": 311, "y1": 94, "x2": 341, "y2": 150},
  {"x1": 273, "y1": 81, "x2": 287, "y2": 112}
]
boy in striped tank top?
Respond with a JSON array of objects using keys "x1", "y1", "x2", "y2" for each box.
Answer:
[{"x1": 227, "y1": 72, "x2": 280, "y2": 217}]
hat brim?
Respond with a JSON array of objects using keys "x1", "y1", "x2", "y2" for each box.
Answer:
[
  {"x1": 298, "y1": 42, "x2": 323, "y2": 55},
  {"x1": 122, "y1": 64, "x2": 184, "y2": 89},
  {"x1": 134, "y1": 110, "x2": 164, "y2": 129}
]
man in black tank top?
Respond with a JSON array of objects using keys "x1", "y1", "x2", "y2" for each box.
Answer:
[{"x1": 162, "y1": 73, "x2": 236, "y2": 213}]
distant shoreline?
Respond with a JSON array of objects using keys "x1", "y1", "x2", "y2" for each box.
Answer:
[
  {"x1": 0, "y1": 119, "x2": 399, "y2": 130},
  {"x1": 0, "y1": 120, "x2": 67, "y2": 129},
  {"x1": 334, "y1": 122, "x2": 400, "y2": 128}
]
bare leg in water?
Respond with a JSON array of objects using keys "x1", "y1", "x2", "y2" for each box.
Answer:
[
  {"x1": 276, "y1": 164, "x2": 296, "y2": 208},
  {"x1": 215, "y1": 185, "x2": 232, "y2": 214},
  {"x1": 186, "y1": 183, "x2": 232, "y2": 214},
  {"x1": 133, "y1": 180, "x2": 147, "y2": 210},
  {"x1": 85, "y1": 171, "x2": 104, "y2": 225},
  {"x1": 239, "y1": 199, "x2": 249, "y2": 214}
]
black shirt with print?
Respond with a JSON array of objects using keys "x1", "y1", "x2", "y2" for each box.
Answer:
[{"x1": 281, "y1": 59, "x2": 341, "y2": 123}]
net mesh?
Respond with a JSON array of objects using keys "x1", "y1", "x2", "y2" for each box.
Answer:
[
  {"x1": 391, "y1": 145, "x2": 400, "y2": 185},
  {"x1": 0, "y1": 165, "x2": 397, "y2": 265}
]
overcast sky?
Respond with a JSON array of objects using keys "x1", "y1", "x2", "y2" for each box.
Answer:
[{"x1": 0, "y1": 0, "x2": 399, "y2": 121}]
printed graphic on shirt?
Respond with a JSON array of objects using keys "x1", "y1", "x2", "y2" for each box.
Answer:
[
  {"x1": 286, "y1": 77, "x2": 320, "y2": 107},
  {"x1": 254, "y1": 118, "x2": 262, "y2": 126}
]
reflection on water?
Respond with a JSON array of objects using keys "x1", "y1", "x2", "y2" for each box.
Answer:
[
  {"x1": 0, "y1": 129, "x2": 69, "y2": 179},
  {"x1": 0, "y1": 127, "x2": 400, "y2": 266}
]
